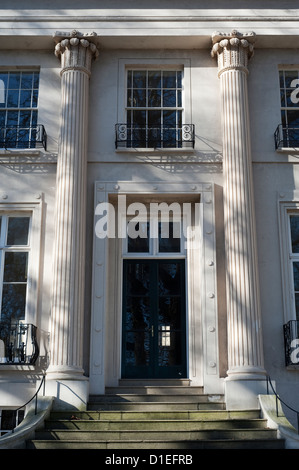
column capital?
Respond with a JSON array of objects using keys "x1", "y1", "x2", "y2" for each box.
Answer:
[
  {"x1": 211, "y1": 30, "x2": 256, "y2": 76},
  {"x1": 54, "y1": 30, "x2": 99, "y2": 76}
]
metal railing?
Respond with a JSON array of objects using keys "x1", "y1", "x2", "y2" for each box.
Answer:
[
  {"x1": 267, "y1": 375, "x2": 299, "y2": 434},
  {"x1": 274, "y1": 124, "x2": 299, "y2": 150},
  {"x1": 283, "y1": 320, "x2": 299, "y2": 366},
  {"x1": 0, "y1": 374, "x2": 46, "y2": 436},
  {"x1": 0, "y1": 124, "x2": 47, "y2": 151},
  {"x1": 115, "y1": 124, "x2": 195, "y2": 149},
  {"x1": 0, "y1": 322, "x2": 39, "y2": 365}
]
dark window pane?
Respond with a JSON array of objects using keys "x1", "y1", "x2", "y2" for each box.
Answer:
[
  {"x1": 32, "y1": 90, "x2": 38, "y2": 108},
  {"x1": 3, "y1": 252, "x2": 28, "y2": 282},
  {"x1": 290, "y1": 216, "x2": 299, "y2": 252},
  {"x1": 6, "y1": 111, "x2": 18, "y2": 126},
  {"x1": 284, "y1": 71, "x2": 299, "y2": 88},
  {"x1": 163, "y1": 90, "x2": 176, "y2": 107},
  {"x1": 148, "y1": 110, "x2": 161, "y2": 127},
  {"x1": 7, "y1": 217, "x2": 30, "y2": 245},
  {"x1": 177, "y1": 71, "x2": 182, "y2": 88},
  {"x1": 127, "y1": 70, "x2": 132, "y2": 88},
  {"x1": 159, "y1": 297, "x2": 181, "y2": 327},
  {"x1": 19, "y1": 90, "x2": 32, "y2": 108},
  {"x1": 128, "y1": 221, "x2": 149, "y2": 253},
  {"x1": 33, "y1": 72, "x2": 39, "y2": 89},
  {"x1": 158, "y1": 330, "x2": 182, "y2": 367},
  {"x1": 125, "y1": 297, "x2": 150, "y2": 330},
  {"x1": 133, "y1": 71, "x2": 146, "y2": 88},
  {"x1": 148, "y1": 89, "x2": 161, "y2": 107},
  {"x1": 126, "y1": 262, "x2": 150, "y2": 296},
  {"x1": 127, "y1": 89, "x2": 132, "y2": 107},
  {"x1": 19, "y1": 111, "x2": 31, "y2": 127},
  {"x1": 1, "y1": 284, "x2": 26, "y2": 322},
  {"x1": 31, "y1": 110, "x2": 38, "y2": 126},
  {"x1": 163, "y1": 110, "x2": 176, "y2": 127},
  {"x1": 281, "y1": 110, "x2": 286, "y2": 127},
  {"x1": 279, "y1": 71, "x2": 285, "y2": 88},
  {"x1": 286, "y1": 110, "x2": 299, "y2": 127},
  {"x1": 159, "y1": 222, "x2": 181, "y2": 252},
  {"x1": 8, "y1": 73, "x2": 20, "y2": 90},
  {"x1": 21, "y1": 72, "x2": 33, "y2": 90},
  {"x1": 163, "y1": 71, "x2": 177, "y2": 88},
  {"x1": 159, "y1": 263, "x2": 182, "y2": 295},
  {"x1": 293, "y1": 262, "x2": 299, "y2": 291},
  {"x1": 295, "y1": 293, "x2": 299, "y2": 321},
  {"x1": 132, "y1": 110, "x2": 146, "y2": 127},
  {"x1": 0, "y1": 111, "x2": 5, "y2": 126},
  {"x1": 148, "y1": 71, "x2": 161, "y2": 88},
  {"x1": 124, "y1": 331, "x2": 150, "y2": 366},
  {"x1": 7, "y1": 90, "x2": 19, "y2": 108},
  {"x1": 133, "y1": 89, "x2": 146, "y2": 107}
]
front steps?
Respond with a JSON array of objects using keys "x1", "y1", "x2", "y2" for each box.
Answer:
[{"x1": 26, "y1": 382, "x2": 285, "y2": 449}]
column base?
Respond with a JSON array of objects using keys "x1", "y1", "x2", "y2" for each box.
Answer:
[
  {"x1": 45, "y1": 366, "x2": 89, "y2": 411},
  {"x1": 225, "y1": 367, "x2": 268, "y2": 410}
]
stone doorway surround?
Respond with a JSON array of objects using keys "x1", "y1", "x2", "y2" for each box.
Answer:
[{"x1": 89, "y1": 181, "x2": 222, "y2": 397}]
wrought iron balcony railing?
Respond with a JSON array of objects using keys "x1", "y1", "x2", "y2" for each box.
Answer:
[
  {"x1": 283, "y1": 320, "x2": 299, "y2": 366},
  {"x1": 0, "y1": 322, "x2": 39, "y2": 365},
  {"x1": 274, "y1": 124, "x2": 299, "y2": 150},
  {"x1": 0, "y1": 125, "x2": 47, "y2": 151},
  {"x1": 115, "y1": 124, "x2": 195, "y2": 149}
]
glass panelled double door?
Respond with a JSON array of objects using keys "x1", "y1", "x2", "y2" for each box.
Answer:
[{"x1": 122, "y1": 259, "x2": 186, "y2": 379}]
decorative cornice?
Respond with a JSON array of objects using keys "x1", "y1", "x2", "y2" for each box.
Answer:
[
  {"x1": 54, "y1": 30, "x2": 99, "y2": 76},
  {"x1": 211, "y1": 30, "x2": 256, "y2": 76}
]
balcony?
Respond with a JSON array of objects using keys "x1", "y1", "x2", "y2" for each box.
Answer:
[
  {"x1": 284, "y1": 320, "x2": 299, "y2": 366},
  {"x1": 0, "y1": 322, "x2": 39, "y2": 365},
  {"x1": 274, "y1": 124, "x2": 299, "y2": 150},
  {"x1": 0, "y1": 125, "x2": 47, "y2": 151},
  {"x1": 115, "y1": 124, "x2": 195, "y2": 150}
]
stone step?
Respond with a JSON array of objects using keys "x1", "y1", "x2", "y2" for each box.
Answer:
[
  {"x1": 44, "y1": 418, "x2": 269, "y2": 431},
  {"x1": 49, "y1": 409, "x2": 262, "y2": 421},
  {"x1": 27, "y1": 438, "x2": 285, "y2": 450},
  {"x1": 104, "y1": 386, "x2": 204, "y2": 396},
  {"x1": 33, "y1": 428, "x2": 279, "y2": 442},
  {"x1": 89, "y1": 393, "x2": 222, "y2": 403},
  {"x1": 87, "y1": 401, "x2": 225, "y2": 411},
  {"x1": 118, "y1": 379, "x2": 192, "y2": 387}
]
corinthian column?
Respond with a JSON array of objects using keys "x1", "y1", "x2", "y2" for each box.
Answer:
[
  {"x1": 211, "y1": 31, "x2": 267, "y2": 408},
  {"x1": 46, "y1": 31, "x2": 99, "y2": 409}
]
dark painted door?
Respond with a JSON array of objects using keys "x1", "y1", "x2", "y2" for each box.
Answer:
[{"x1": 122, "y1": 259, "x2": 186, "y2": 379}]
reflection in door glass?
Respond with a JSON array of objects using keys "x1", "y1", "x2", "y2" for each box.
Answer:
[
  {"x1": 158, "y1": 330, "x2": 182, "y2": 367},
  {"x1": 124, "y1": 331, "x2": 150, "y2": 366}
]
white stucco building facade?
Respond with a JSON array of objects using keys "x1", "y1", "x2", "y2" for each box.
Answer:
[{"x1": 0, "y1": 0, "x2": 299, "y2": 427}]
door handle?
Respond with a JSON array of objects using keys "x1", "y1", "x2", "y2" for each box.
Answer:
[{"x1": 151, "y1": 325, "x2": 154, "y2": 337}]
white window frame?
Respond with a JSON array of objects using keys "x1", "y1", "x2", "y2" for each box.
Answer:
[
  {"x1": 0, "y1": 70, "x2": 40, "y2": 149},
  {"x1": 122, "y1": 213, "x2": 187, "y2": 259},
  {"x1": 116, "y1": 59, "x2": 192, "y2": 152},
  {"x1": 0, "y1": 213, "x2": 31, "y2": 324},
  {"x1": 0, "y1": 201, "x2": 42, "y2": 326}
]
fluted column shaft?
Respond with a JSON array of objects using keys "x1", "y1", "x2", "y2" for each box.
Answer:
[
  {"x1": 212, "y1": 31, "x2": 266, "y2": 380},
  {"x1": 47, "y1": 32, "x2": 99, "y2": 379}
]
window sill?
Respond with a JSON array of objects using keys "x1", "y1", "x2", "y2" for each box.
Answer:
[
  {"x1": 115, "y1": 147, "x2": 195, "y2": 154},
  {"x1": 286, "y1": 365, "x2": 299, "y2": 370},
  {"x1": 276, "y1": 148, "x2": 299, "y2": 153},
  {"x1": 0, "y1": 148, "x2": 45, "y2": 155},
  {"x1": 0, "y1": 364, "x2": 36, "y2": 370}
]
